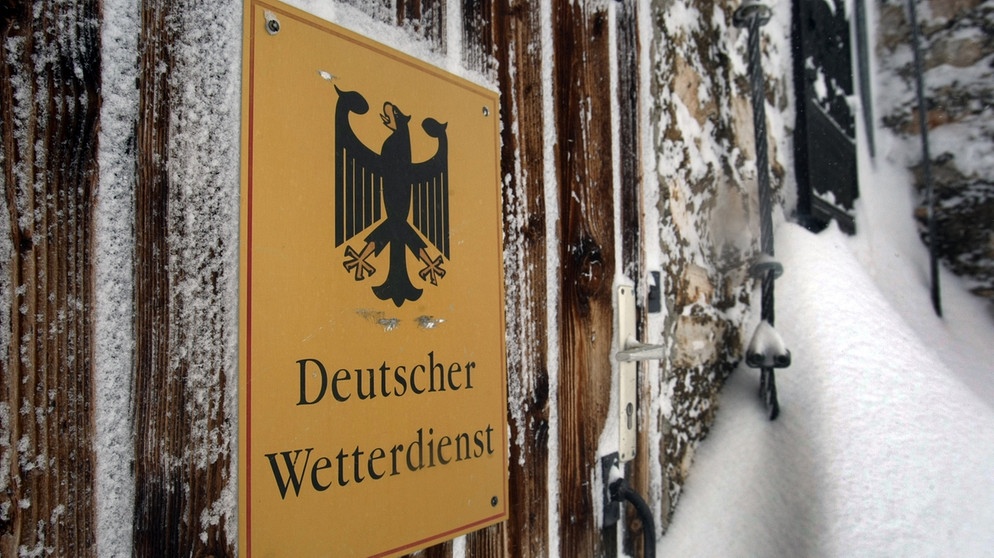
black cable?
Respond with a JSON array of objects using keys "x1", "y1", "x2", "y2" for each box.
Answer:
[{"x1": 610, "y1": 478, "x2": 656, "y2": 558}]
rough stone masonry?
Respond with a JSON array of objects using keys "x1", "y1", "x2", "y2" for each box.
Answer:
[{"x1": 877, "y1": 0, "x2": 994, "y2": 309}]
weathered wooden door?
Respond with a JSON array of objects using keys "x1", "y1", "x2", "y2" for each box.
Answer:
[
  {"x1": 0, "y1": 1, "x2": 655, "y2": 556},
  {"x1": 460, "y1": 2, "x2": 651, "y2": 556}
]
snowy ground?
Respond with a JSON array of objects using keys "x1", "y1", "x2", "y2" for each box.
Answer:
[{"x1": 655, "y1": 126, "x2": 994, "y2": 556}]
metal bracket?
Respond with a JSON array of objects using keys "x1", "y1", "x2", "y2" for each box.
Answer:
[
  {"x1": 601, "y1": 452, "x2": 621, "y2": 526},
  {"x1": 733, "y1": 0, "x2": 772, "y2": 28},
  {"x1": 647, "y1": 271, "x2": 662, "y2": 314},
  {"x1": 617, "y1": 286, "x2": 638, "y2": 462},
  {"x1": 615, "y1": 286, "x2": 667, "y2": 463}
]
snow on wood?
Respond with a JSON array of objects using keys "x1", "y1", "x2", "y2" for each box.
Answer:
[
  {"x1": 486, "y1": 2, "x2": 556, "y2": 557},
  {"x1": 0, "y1": 2, "x2": 101, "y2": 555},
  {"x1": 538, "y1": 1, "x2": 563, "y2": 555},
  {"x1": 94, "y1": 0, "x2": 139, "y2": 555},
  {"x1": 130, "y1": 1, "x2": 240, "y2": 555}
]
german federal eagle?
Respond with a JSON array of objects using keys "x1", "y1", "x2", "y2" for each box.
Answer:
[{"x1": 333, "y1": 86, "x2": 449, "y2": 307}]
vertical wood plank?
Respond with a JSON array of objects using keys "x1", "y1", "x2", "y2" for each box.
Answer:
[
  {"x1": 0, "y1": 1, "x2": 100, "y2": 555},
  {"x1": 396, "y1": 0, "x2": 446, "y2": 49},
  {"x1": 553, "y1": 1, "x2": 617, "y2": 556},
  {"x1": 132, "y1": 1, "x2": 237, "y2": 555},
  {"x1": 421, "y1": 539, "x2": 453, "y2": 558},
  {"x1": 464, "y1": 1, "x2": 554, "y2": 556},
  {"x1": 495, "y1": 1, "x2": 553, "y2": 556},
  {"x1": 461, "y1": 0, "x2": 496, "y2": 77},
  {"x1": 132, "y1": 0, "x2": 179, "y2": 553},
  {"x1": 340, "y1": 0, "x2": 395, "y2": 24},
  {"x1": 166, "y1": 2, "x2": 239, "y2": 554},
  {"x1": 615, "y1": 4, "x2": 651, "y2": 557},
  {"x1": 618, "y1": 2, "x2": 644, "y2": 281}
]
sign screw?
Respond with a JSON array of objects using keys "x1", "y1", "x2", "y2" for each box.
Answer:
[
  {"x1": 264, "y1": 11, "x2": 281, "y2": 35},
  {"x1": 482, "y1": 106, "x2": 490, "y2": 117},
  {"x1": 491, "y1": 496, "x2": 498, "y2": 507}
]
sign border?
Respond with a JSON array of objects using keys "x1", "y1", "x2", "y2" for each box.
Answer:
[{"x1": 240, "y1": 1, "x2": 508, "y2": 556}]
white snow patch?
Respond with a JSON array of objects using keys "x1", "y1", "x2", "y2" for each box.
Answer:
[
  {"x1": 657, "y1": 91, "x2": 994, "y2": 557},
  {"x1": 540, "y1": 1, "x2": 562, "y2": 553},
  {"x1": 93, "y1": 1, "x2": 139, "y2": 555},
  {"x1": 284, "y1": 1, "x2": 495, "y2": 91}
]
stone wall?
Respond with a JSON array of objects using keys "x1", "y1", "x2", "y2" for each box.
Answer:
[
  {"x1": 648, "y1": 0, "x2": 794, "y2": 527},
  {"x1": 877, "y1": 0, "x2": 994, "y2": 304}
]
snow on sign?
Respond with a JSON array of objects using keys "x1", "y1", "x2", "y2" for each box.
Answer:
[{"x1": 238, "y1": 1, "x2": 508, "y2": 556}]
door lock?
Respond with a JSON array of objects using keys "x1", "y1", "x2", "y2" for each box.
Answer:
[{"x1": 615, "y1": 285, "x2": 666, "y2": 462}]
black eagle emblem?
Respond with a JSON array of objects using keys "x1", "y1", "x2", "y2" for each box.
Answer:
[{"x1": 333, "y1": 86, "x2": 449, "y2": 307}]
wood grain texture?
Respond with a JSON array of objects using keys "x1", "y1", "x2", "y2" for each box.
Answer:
[
  {"x1": 132, "y1": 1, "x2": 235, "y2": 555},
  {"x1": 553, "y1": 2, "x2": 617, "y2": 556},
  {"x1": 479, "y1": 1, "x2": 552, "y2": 557},
  {"x1": 0, "y1": 1, "x2": 100, "y2": 555},
  {"x1": 461, "y1": 0, "x2": 496, "y2": 78},
  {"x1": 132, "y1": 1, "x2": 181, "y2": 554},
  {"x1": 396, "y1": 0, "x2": 446, "y2": 50},
  {"x1": 495, "y1": 1, "x2": 554, "y2": 556}
]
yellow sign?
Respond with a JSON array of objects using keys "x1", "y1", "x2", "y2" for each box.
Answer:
[{"x1": 239, "y1": 2, "x2": 508, "y2": 556}]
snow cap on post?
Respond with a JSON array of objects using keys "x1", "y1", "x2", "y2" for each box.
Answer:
[
  {"x1": 746, "y1": 320, "x2": 792, "y2": 369},
  {"x1": 733, "y1": 0, "x2": 772, "y2": 28}
]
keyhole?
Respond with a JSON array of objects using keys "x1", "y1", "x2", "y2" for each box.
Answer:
[{"x1": 626, "y1": 402, "x2": 634, "y2": 430}]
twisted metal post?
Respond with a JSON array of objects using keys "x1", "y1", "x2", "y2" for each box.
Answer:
[
  {"x1": 736, "y1": 0, "x2": 787, "y2": 420},
  {"x1": 907, "y1": 0, "x2": 942, "y2": 317},
  {"x1": 854, "y1": 0, "x2": 876, "y2": 158},
  {"x1": 737, "y1": 2, "x2": 774, "y2": 261}
]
